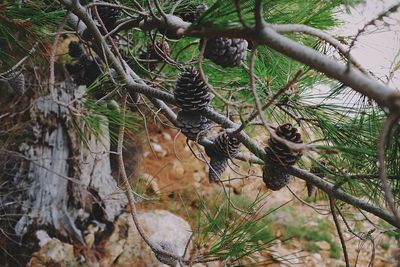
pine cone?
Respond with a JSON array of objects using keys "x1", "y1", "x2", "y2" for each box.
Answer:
[
  {"x1": 208, "y1": 156, "x2": 229, "y2": 182},
  {"x1": 205, "y1": 132, "x2": 241, "y2": 182},
  {"x1": 265, "y1": 123, "x2": 303, "y2": 166},
  {"x1": 67, "y1": 55, "x2": 102, "y2": 86},
  {"x1": 306, "y1": 181, "x2": 317, "y2": 197},
  {"x1": 68, "y1": 41, "x2": 83, "y2": 58},
  {"x1": 262, "y1": 123, "x2": 303, "y2": 191},
  {"x1": 9, "y1": 72, "x2": 26, "y2": 96},
  {"x1": 206, "y1": 132, "x2": 241, "y2": 158},
  {"x1": 201, "y1": 37, "x2": 248, "y2": 68},
  {"x1": 140, "y1": 41, "x2": 170, "y2": 71},
  {"x1": 174, "y1": 68, "x2": 212, "y2": 112},
  {"x1": 262, "y1": 164, "x2": 292, "y2": 191},
  {"x1": 96, "y1": 2, "x2": 121, "y2": 31},
  {"x1": 176, "y1": 3, "x2": 208, "y2": 22},
  {"x1": 176, "y1": 111, "x2": 212, "y2": 141}
]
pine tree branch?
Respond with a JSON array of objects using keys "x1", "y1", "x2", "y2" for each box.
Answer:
[
  {"x1": 255, "y1": 27, "x2": 400, "y2": 111},
  {"x1": 269, "y1": 24, "x2": 368, "y2": 75},
  {"x1": 289, "y1": 166, "x2": 400, "y2": 228},
  {"x1": 137, "y1": 13, "x2": 400, "y2": 111},
  {"x1": 59, "y1": 0, "x2": 400, "y2": 229}
]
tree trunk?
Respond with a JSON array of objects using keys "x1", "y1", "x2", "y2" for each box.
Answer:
[{"x1": 1, "y1": 81, "x2": 124, "y2": 256}]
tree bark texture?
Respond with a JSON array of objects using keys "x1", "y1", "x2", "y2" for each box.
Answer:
[{"x1": 1, "y1": 82, "x2": 124, "y2": 246}]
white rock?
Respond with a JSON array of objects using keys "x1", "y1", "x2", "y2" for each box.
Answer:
[
  {"x1": 151, "y1": 142, "x2": 163, "y2": 153},
  {"x1": 162, "y1": 132, "x2": 172, "y2": 141},
  {"x1": 102, "y1": 210, "x2": 192, "y2": 266},
  {"x1": 312, "y1": 253, "x2": 323, "y2": 262},
  {"x1": 36, "y1": 230, "x2": 52, "y2": 247},
  {"x1": 28, "y1": 239, "x2": 74, "y2": 266}
]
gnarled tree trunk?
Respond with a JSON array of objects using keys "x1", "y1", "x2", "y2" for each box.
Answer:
[{"x1": 0, "y1": 81, "x2": 125, "y2": 263}]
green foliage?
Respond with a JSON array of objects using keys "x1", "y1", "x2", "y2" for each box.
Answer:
[
  {"x1": 192, "y1": 192, "x2": 281, "y2": 264},
  {"x1": 191, "y1": 0, "x2": 362, "y2": 31},
  {"x1": 384, "y1": 229, "x2": 400, "y2": 241},
  {"x1": 76, "y1": 99, "x2": 143, "y2": 148},
  {"x1": 379, "y1": 242, "x2": 390, "y2": 250},
  {"x1": 0, "y1": 1, "x2": 64, "y2": 70}
]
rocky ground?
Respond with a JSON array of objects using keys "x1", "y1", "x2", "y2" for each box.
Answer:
[{"x1": 136, "y1": 123, "x2": 399, "y2": 267}]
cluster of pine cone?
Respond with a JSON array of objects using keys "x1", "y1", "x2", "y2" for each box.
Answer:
[
  {"x1": 66, "y1": 0, "x2": 121, "y2": 95},
  {"x1": 173, "y1": 67, "x2": 244, "y2": 182},
  {"x1": 65, "y1": 1, "x2": 308, "y2": 190},
  {"x1": 66, "y1": 41, "x2": 102, "y2": 88}
]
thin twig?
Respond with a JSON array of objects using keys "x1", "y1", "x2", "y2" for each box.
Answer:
[
  {"x1": 287, "y1": 186, "x2": 330, "y2": 215},
  {"x1": 377, "y1": 113, "x2": 400, "y2": 225},
  {"x1": 335, "y1": 204, "x2": 365, "y2": 240},
  {"x1": 116, "y1": 94, "x2": 184, "y2": 261},
  {"x1": 329, "y1": 196, "x2": 350, "y2": 267},
  {"x1": 233, "y1": 69, "x2": 303, "y2": 134},
  {"x1": 153, "y1": 0, "x2": 168, "y2": 22},
  {"x1": 347, "y1": 3, "x2": 400, "y2": 71},
  {"x1": 247, "y1": 49, "x2": 308, "y2": 153},
  {"x1": 0, "y1": 42, "x2": 39, "y2": 79}
]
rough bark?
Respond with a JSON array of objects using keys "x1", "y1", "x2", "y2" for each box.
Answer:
[{"x1": 3, "y1": 82, "x2": 124, "y2": 245}]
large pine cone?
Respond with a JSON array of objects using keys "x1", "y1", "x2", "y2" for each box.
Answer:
[
  {"x1": 176, "y1": 111, "x2": 212, "y2": 141},
  {"x1": 262, "y1": 123, "x2": 303, "y2": 191},
  {"x1": 174, "y1": 68, "x2": 212, "y2": 112},
  {"x1": 201, "y1": 37, "x2": 248, "y2": 68},
  {"x1": 2, "y1": 72, "x2": 26, "y2": 96},
  {"x1": 208, "y1": 156, "x2": 229, "y2": 182},
  {"x1": 68, "y1": 41, "x2": 83, "y2": 58},
  {"x1": 206, "y1": 132, "x2": 241, "y2": 158},
  {"x1": 96, "y1": 2, "x2": 121, "y2": 31},
  {"x1": 205, "y1": 132, "x2": 241, "y2": 182},
  {"x1": 66, "y1": 55, "x2": 102, "y2": 87},
  {"x1": 265, "y1": 123, "x2": 303, "y2": 166},
  {"x1": 262, "y1": 164, "x2": 292, "y2": 191}
]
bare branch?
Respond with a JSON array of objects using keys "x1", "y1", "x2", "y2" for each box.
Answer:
[
  {"x1": 329, "y1": 196, "x2": 350, "y2": 267},
  {"x1": 289, "y1": 166, "x2": 400, "y2": 228},
  {"x1": 347, "y1": 3, "x2": 400, "y2": 70},
  {"x1": 270, "y1": 24, "x2": 368, "y2": 75},
  {"x1": 233, "y1": 69, "x2": 303, "y2": 134},
  {"x1": 378, "y1": 113, "x2": 400, "y2": 225}
]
